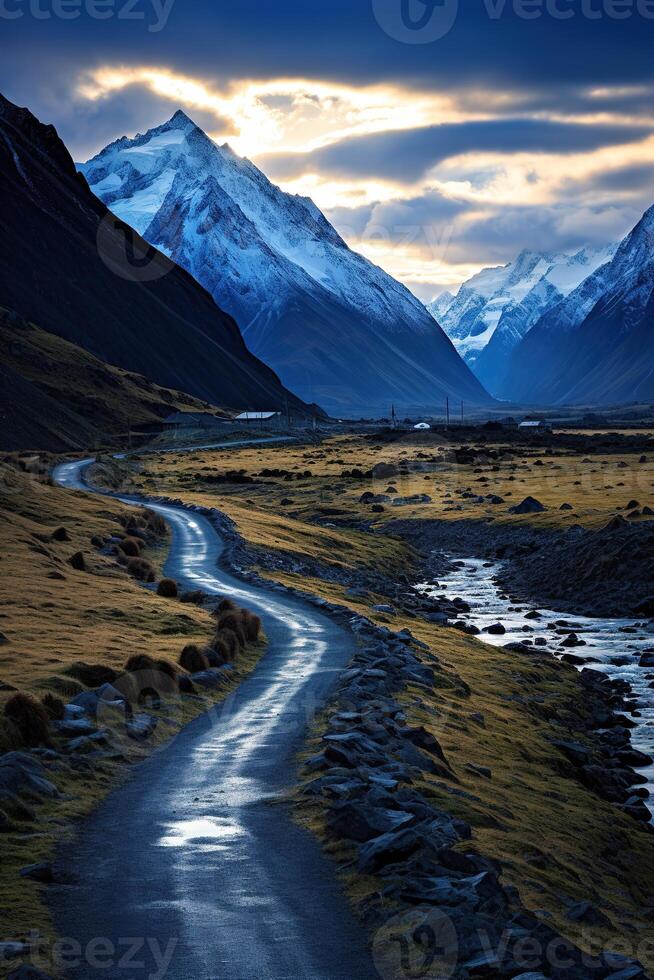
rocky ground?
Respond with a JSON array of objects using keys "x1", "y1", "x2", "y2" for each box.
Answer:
[{"x1": 386, "y1": 517, "x2": 654, "y2": 619}]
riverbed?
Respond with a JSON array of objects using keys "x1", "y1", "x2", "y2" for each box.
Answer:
[{"x1": 417, "y1": 557, "x2": 654, "y2": 815}]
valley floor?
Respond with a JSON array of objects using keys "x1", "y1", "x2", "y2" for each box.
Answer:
[{"x1": 2, "y1": 428, "x2": 654, "y2": 977}]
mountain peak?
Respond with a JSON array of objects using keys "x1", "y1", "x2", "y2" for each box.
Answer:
[{"x1": 160, "y1": 108, "x2": 200, "y2": 133}]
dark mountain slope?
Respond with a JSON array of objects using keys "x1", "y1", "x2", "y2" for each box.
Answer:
[
  {"x1": 0, "y1": 308, "x2": 236, "y2": 451},
  {"x1": 82, "y1": 110, "x2": 492, "y2": 414},
  {"x1": 0, "y1": 94, "x2": 313, "y2": 416}
]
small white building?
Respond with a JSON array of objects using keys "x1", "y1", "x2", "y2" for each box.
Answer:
[
  {"x1": 235, "y1": 412, "x2": 281, "y2": 422},
  {"x1": 519, "y1": 420, "x2": 552, "y2": 430}
]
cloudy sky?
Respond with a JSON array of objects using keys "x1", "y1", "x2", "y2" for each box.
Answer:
[{"x1": 2, "y1": 0, "x2": 654, "y2": 298}]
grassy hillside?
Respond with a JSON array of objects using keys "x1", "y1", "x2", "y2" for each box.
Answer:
[{"x1": 0, "y1": 309, "x2": 230, "y2": 451}]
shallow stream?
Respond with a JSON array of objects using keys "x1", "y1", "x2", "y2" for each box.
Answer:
[{"x1": 418, "y1": 557, "x2": 654, "y2": 817}]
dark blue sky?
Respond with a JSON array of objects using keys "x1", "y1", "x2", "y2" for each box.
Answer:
[{"x1": 2, "y1": 0, "x2": 653, "y2": 293}]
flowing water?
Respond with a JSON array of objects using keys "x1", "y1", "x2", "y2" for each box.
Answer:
[{"x1": 417, "y1": 557, "x2": 654, "y2": 817}]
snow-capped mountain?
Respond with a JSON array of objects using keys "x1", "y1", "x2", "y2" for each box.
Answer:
[
  {"x1": 504, "y1": 206, "x2": 654, "y2": 405},
  {"x1": 0, "y1": 94, "x2": 308, "y2": 418},
  {"x1": 428, "y1": 246, "x2": 615, "y2": 395},
  {"x1": 81, "y1": 111, "x2": 491, "y2": 413}
]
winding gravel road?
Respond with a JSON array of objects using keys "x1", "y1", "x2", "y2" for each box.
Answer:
[{"x1": 50, "y1": 458, "x2": 377, "y2": 980}]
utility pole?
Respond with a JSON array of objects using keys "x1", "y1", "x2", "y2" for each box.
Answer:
[{"x1": 391, "y1": 404, "x2": 396, "y2": 430}]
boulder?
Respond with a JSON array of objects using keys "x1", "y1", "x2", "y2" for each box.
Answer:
[
  {"x1": 20, "y1": 862, "x2": 54, "y2": 883},
  {"x1": 509, "y1": 496, "x2": 546, "y2": 514},
  {"x1": 486, "y1": 623, "x2": 506, "y2": 636},
  {"x1": 0, "y1": 753, "x2": 59, "y2": 806},
  {"x1": 328, "y1": 802, "x2": 414, "y2": 843}
]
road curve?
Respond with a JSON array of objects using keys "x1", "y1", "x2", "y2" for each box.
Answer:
[{"x1": 50, "y1": 459, "x2": 377, "y2": 980}]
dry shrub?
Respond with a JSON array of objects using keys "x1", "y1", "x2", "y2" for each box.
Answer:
[
  {"x1": 42, "y1": 693, "x2": 65, "y2": 720},
  {"x1": 127, "y1": 557, "x2": 156, "y2": 583},
  {"x1": 157, "y1": 578, "x2": 178, "y2": 599},
  {"x1": 216, "y1": 612, "x2": 246, "y2": 648},
  {"x1": 241, "y1": 610, "x2": 262, "y2": 643},
  {"x1": 51, "y1": 526, "x2": 70, "y2": 542},
  {"x1": 4, "y1": 693, "x2": 50, "y2": 747},
  {"x1": 179, "y1": 645, "x2": 209, "y2": 674}
]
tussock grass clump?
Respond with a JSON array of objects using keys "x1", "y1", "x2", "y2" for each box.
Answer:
[
  {"x1": 126, "y1": 557, "x2": 156, "y2": 582},
  {"x1": 155, "y1": 658, "x2": 178, "y2": 682},
  {"x1": 216, "y1": 612, "x2": 246, "y2": 649},
  {"x1": 180, "y1": 590, "x2": 207, "y2": 605},
  {"x1": 64, "y1": 662, "x2": 119, "y2": 688},
  {"x1": 211, "y1": 635, "x2": 231, "y2": 663},
  {"x1": 241, "y1": 610, "x2": 261, "y2": 643},
  {"x1": 4, "y1": 693, "x2": 50, "y2": 747},
  {"x1": 217, "y1": 629, "x2": 240, "y2": 661},
  {"x1": 125, "y1": 653, "x2": 156, "y2": 673},
  {"x1": 179, "y1": 644, "x2": 209, "y2": 674},
  {"x1": 157, "y1": 578, "x2": 178, "y2": 599},
  {"x1": 41, "y1": 693, "x2": 65, "y2": 721},
  {"x1": 215, "y1": 598, "x2": 238, "y2": 614},
  {"x1": 205, "y1": 647, "x2": 226, "y2": 668},
  {"x1": 118, "y1": 536, "x2": 142, "y2": 558},
  {"x1": 51, "y1": 526, "x2": 70, "y2": 542},
  {"x1": 42, "y1": 675, "x2": 85, "y2": 698}
]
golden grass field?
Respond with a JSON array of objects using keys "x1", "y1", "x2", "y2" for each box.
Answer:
[
  {"x1": 125, "y1": 430, "x2": 654, "y2": 543},
  {"x1": 0, "y1": 457, "x2": 266, "y2": 974}
]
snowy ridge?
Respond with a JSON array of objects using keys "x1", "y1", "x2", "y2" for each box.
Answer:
[
  {"x1": 504, "y1": 204, "x2": 654, "y2": 404},
  {"x1": 427, "y1": 244, "x2": 616, "y2": 394},
  {"x1": 80, "y1": 110, "x2": 491, "y2": 412}
]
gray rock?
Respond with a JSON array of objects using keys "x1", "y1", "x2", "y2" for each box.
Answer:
[
  {"x1": 565, "y1": 901, "x2": 611, "y2": 927},
  {"x1": 328, "y1": 802, "x2": 414, "y2": 842},
  {"x1": 125, "y1": 714, "x2": 157, "y2": 741},
  {"x1": 20, "y1": 862, "x2": 54, "y2": 883},
  {"x1": 509, "y1": 496, "x2": 546, "y2": 514},
  {"x1": 53, "y1": 718, "x2": 99, "y2": 737},
  {"x1": 552, "y1": 740, "x2": 591, "y2": 767},
  {"x1": 0, "y1": 753, "x2": 59, "y2": 805}
]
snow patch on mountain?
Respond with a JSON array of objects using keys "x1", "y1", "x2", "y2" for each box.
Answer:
[{"x1": 428, "y1": 244, "x2": 616, "y2": 393}]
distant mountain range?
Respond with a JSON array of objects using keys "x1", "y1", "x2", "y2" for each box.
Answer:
[
  {"x1": 0, "y1": 92, "x2": 313, "y2": 446},
  {"x1": 428, "y1": 245, "x2": 616, "y2": 397},
  {"x1": 81, "y1": 110, "x2": 492, "y2": 414},
  {"x1": 430, "y1": 208, "x2": 654, "y2": 406},
  {"x1": 504, "y1": 206, "x2": 654, "y2": 405}
]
